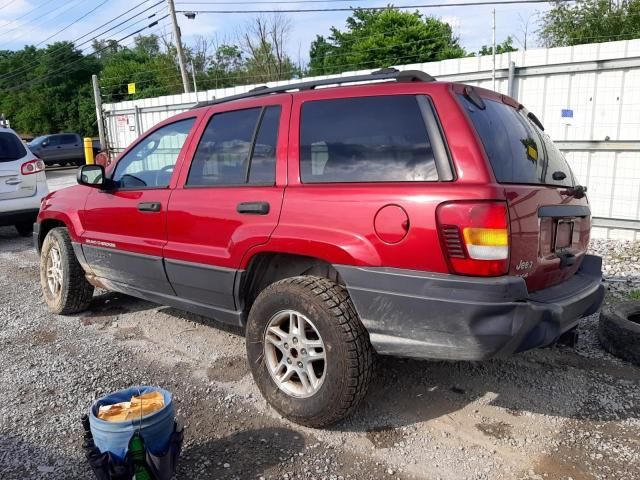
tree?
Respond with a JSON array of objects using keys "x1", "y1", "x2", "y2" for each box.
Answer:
[
  {"x1": 539, "y1": 0, "x2": 640, "y2": 47},
  {"x1": 308, "y1": 7, "x2": 467, "y2": 76},
  {"x1": 478, "y1": 36, "x2": 518, "y2": 56},
  {"x1": 239, "y1": 13, "x2": 298, "y2": 82}
]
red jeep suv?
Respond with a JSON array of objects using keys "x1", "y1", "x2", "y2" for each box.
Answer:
[{"x1": 35, "y1": 69, "x2": 604, "y2": 427}]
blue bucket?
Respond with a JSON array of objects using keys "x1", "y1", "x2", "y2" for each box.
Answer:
[{"x1": 89, "y1": 386, "x2": 174, "y2": 461}]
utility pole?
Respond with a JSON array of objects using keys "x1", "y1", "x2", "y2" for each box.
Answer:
[
  {"x1": 167, "y1": 0, "x2": 191, "y2": 93},
  {"x1": 92, "y1": 74, "x2": 107, "y2": 154},
  {"x1": 492, "y1": 8, "x2": 496, "y2": 91}
]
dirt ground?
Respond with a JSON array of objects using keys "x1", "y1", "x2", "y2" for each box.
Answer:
[{"x1": 0, "y1": 225, "x2": 638, "y2": 480}]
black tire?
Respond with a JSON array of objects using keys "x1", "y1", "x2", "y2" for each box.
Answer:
[
  {"x1": 246, "y1": 276, "x2": 374, "y2": 428},
  {"x1": 40, "y1": 227, "x2": 94, "y2": 314},
  {"x1": 598, "y1": 301, "x2": 640, "y2": 366},
  {"x1": 15, "y1": 221, "x2": 33, "y2": 237}
]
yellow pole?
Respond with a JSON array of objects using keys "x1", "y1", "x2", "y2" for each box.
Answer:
[{"x1": 84, "y1": 138, "x2": 94, "y2": 165}]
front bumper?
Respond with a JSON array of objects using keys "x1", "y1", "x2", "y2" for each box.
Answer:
[{"x1": 336, "y1": 255, "x2": 604, "y2": 361}]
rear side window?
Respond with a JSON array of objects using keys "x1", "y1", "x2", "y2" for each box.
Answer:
[
  {"x1": 300, "y1": 96, "x2": 439, "y2": 183},
  {"x1": 0, "y1": 132, "x2": 27, "y2": 162},
  {"x1": 61, "y1": 134, "x2": 77, "y2": 144},
  {"x1": 187, "y1": 105, "x2": 281, "y2": 186},
  {"x1": 459, "y1": 94, "x2": 574, "y2": 187}
]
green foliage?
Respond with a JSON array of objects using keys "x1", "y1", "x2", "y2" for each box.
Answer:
[
  {"x1": 628, "y1": 289, "x2": 640, "y2": 301},
  {"x1": 308, "y1": 7, "x2": 467, "y2": 75},
  {"x1": 539, "y1": 0, "x2": 640, "y2": 47},
  {"x1": 478, "y1": 36, "x2": 518, "y2": 56}
]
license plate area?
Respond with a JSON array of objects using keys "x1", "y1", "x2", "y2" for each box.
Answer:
[{"x1": 554, "y1": 220, "x2": 574, "y2": 251}]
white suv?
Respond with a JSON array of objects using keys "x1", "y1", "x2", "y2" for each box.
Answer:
[{"x1": 0, "y1": 127, "x2": 48, "y2": 236}]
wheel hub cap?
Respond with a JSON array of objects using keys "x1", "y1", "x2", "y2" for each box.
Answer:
[
  {"x1": 264, "y1": 310, "x2": 326, "y2": 398},
  {"x1": 46, "y1": 245, "x2": 63, "y2": 296}
]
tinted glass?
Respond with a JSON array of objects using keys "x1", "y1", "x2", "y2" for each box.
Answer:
[
  {"x1": 113, "y1": 118, "x2": 195, "y2": 189},
  {"x1": 300, "y1": 96, "x2": 437, "y2": 183},
  {"x1": 0, "y1": 132, "x2": 27, "y2": 162},
  {"x1": 459, "y1": 94, "x2": 573, "y2": 187},
  {"x1": 187, "y1": 108, "x2": 261, "y2": 186},
  {"x1": 47, "y1": 136, "x2": 61, "y2": 146},
  {"x1": 61, "y1": 134, "x2": 77, "y2": 144},
  {"x1": 249, "y1": 106, "x2": 280, "y2": 184}
]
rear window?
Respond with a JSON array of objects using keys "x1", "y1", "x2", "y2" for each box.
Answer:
[
  {"x1": 459, "y1": 94, "x2": 574, "y2": 187},
  {"x1": 300, "y1": 96, "x2": 438, "y2": 183},
  {"x1": 0, "y1": 132, "x2": 27, "y2": 162}
]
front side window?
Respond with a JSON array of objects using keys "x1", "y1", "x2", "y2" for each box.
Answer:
[
  {"x1": 112, "y1": 118, "x2": 195, "y2": 189},
  {"x1": 47, "y1": 136, "x2": 61, "y2": 147},
  {"x1": 300, "y1": 96, "x2": 438, "y2": 183},
  {"x1": 187, "y1": 105, "x2": 281, "y2": 186}
]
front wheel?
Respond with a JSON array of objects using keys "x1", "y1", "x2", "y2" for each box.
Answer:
[
  {"x1": 246, "y1": 276, "x2": 374, "y2": 428},
  {"x1": 40, "y1": 227, "x2": 94, "y2": 314}
]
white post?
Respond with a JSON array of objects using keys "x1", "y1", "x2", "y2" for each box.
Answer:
[
  {"x1": 492, "y1": 8, "x2": 496, "y2": 91},
  {"x1": 92, "y1": 74, "x2": 107, "y2": 154},
  {"x1": 191, "y1": 60, "x2": 198, "y2": 100}
]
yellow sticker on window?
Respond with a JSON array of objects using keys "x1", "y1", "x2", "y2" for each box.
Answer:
[{"x1": 527, "y1": 145, "x2": 538, "y2": 161}]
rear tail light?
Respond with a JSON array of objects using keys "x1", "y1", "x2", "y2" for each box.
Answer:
[
  {"x1": 21, "y1": 159, "x2": 45, "y2": 175},
  {"x1": 437, "y1": 201, "x2": 510, "y2": 276}
]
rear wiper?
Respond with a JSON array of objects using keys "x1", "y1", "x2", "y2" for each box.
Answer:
[{"x1": 562, "y1": 184, "x2": 588, "y2": 199}]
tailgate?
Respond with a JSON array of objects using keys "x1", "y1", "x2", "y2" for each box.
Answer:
[{"x1": 505, "y1": 185, "x2": 589, "y2": 291}]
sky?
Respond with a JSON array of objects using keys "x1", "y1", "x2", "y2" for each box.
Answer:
[{"x1": 0, "y1": 0, "x2": 550, "y2": 62}]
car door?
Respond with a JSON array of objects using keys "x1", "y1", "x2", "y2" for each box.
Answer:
[
  {"x1": 164, "y1": 95, "x2": 291, "y2": 315},
  {"x1": 79, "y1": 115, "x2": 199, "y2": 296},
  {"x1": 42, "y1": 135, "x2": 61, "y2": 162},
  {"x1": 60, "y1": 134, "x2": 80, "y2": 162}
]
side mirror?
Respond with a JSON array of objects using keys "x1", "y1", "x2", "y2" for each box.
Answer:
[
  {"x1": 77, "y1": 164, "x2": 113, "y2": 190},
  {"x1": 41, "y1": 141, "x2": 48, "y2": 148}
]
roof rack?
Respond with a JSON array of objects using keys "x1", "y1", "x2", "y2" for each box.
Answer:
[{"x1": 191, "y1": 68, "x2": 435, "y2": 109}]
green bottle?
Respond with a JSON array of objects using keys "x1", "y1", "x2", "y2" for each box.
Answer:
[{"x1": 129, "y1": 432, "x2": 153, "y2": 480}]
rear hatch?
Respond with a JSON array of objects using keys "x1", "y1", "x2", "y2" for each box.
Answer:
[
  {"x1": 0, "y1": 130, "x2": 38, "y2": 201},
  {"x1": 458, "y1": 90, "x2": 589, "y2": 292}
]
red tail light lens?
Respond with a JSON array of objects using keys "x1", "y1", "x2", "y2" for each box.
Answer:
[
  {"x1": 21, "y1": 159, "x2": 45, "y2": 175},
  {"x1": 437, "y1": 201, "x2": 510, "y2": 276}
]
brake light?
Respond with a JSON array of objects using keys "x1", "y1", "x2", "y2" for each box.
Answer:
[
  {"x1": 21, "y1": 159, "x2": 45, "y2": 175},
  {"x1": 437, "y1": 201, "x2": 510, "y2": 276}
]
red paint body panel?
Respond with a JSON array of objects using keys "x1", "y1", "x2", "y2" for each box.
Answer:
[{"x1": 37, "y1": 80, "x2": 591, "y2": 297}]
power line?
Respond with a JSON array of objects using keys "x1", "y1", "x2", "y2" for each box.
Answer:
[
  {"x1": 0, "y1": 0, "x2": 90, "y2": 48},
  {"x1": 0, "y1": 0, "x2": 49, "y2": 29},
  {"x1": 0, "y1": 1, "x2": 164, "y2": 83},
  {"x1": 177, "y1": 0, "x2": 369, "y2": 3},
  {"x1": 176, "y1": 0, "x2": 575, "y2": 14},
  {"x1": 35, "y1": 0, "x2": 111, "y2": 47},
  {"x1": 0, "y1": 0, "x2": 15, "y2": 11},
  {"x1": 1, "y1": 16, "x2": 168, "y2": 93}
]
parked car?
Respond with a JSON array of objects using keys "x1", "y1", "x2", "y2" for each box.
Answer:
[
  {"x1": 28, "y1": 133, "x2": 101, "y2": 167},
  {"x1": 34, "y1": 69, "x2": 604, "y2": 427},
  {"x1": 0, "y1": 127, "x2": 48, "y2": 236}
]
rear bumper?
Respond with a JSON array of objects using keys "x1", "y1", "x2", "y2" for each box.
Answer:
[
  {"x1": 336, "y1": 255, "x2": 604, "y2": 361},
  {"x1": 0, "y1": 208, "x2": 39, "y2": 227}
]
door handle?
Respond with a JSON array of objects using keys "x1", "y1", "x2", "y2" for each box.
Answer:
[
  {"x1": 237, "y1": 201, "x2": 270, "y2": 215},
  {"x1": 138, "y1": 201, "x2": 161, "y2": 212},
  {"x1": 5, "y1": 178, "x2": 22, "y2": 185}
]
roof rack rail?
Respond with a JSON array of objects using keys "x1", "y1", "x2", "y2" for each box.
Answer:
[{"x1": 191, "y1": 68, "x2": 435, "y2": 109}]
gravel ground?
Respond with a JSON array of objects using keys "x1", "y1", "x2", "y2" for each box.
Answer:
[{"x1": 0, "y1": 226, "x2": 639, "y2": 480}]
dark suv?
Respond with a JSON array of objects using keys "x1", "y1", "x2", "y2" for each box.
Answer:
[{"x1": 35, "y1": 69, "x2": 604, "y2": 427}]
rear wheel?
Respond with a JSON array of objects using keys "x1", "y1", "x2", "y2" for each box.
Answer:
[
  {"x1": 40, "y1": 227, "x2": 94, "y2": 314},
  {"x1": 246, "y1": 276, "x2": 374, "y2": 427},
  {"x1": 15, "y1": 221, "x2": 33, "y2": 237}
]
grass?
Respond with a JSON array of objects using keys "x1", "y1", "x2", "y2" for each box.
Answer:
[{"x1": 627, "y1": 289, "x2": 640, "y2": 301}]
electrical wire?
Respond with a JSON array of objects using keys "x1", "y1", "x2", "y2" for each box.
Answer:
[
  {"x1": 176, "y1": 0, "x2": 576, "y2": 14},
  {"x1": 35, "y1": 0, "x2": 111, "y2": 47},
  {"x1": 0, "y1": 0, "x2": 49, "y2": 29},
  {"x1": 0, "y1": 1, "x2": 165, "y2": 83}
]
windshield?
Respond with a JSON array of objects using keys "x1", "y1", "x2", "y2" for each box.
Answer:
[
  {"x1": 0, "y1": 132, "x2": 27, "y2": 162},
  {"x1": 29, "y1": 136, "x2": 47, "y2": 146},
  {"x1": 459, "y1": 94, "x2": 574, "y2": 187}
]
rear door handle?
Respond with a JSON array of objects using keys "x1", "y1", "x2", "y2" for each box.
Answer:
[
  {"x1": 138, "y1": 201, "x2": 161, "y2": 212},
  {"x1": 237, "y1": 201, "x2": 270, "y2": 215},
  {"x1": 5, "y1": 179, "x2": 22, "y2": 185}
]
